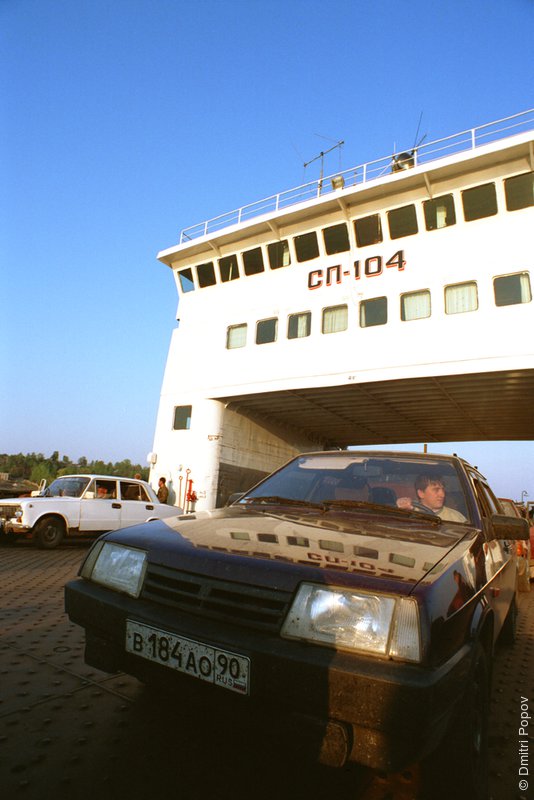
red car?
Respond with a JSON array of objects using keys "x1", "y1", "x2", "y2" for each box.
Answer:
[{"x1": 499, "y1": 498, "x2": 531, "y2": 591}]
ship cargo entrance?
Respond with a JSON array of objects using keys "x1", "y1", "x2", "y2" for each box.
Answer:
[
  {"x1": 150, "y1": 111, "x2": 534, "y2": 511},
  {"x1": 220, "y1": 368, "x2": 534, "y2": 448}
]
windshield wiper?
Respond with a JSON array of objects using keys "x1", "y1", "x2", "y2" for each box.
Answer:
[
  {"x1": 241, "y1": 496, "x2": 324, "y2": 510},
  {"x1": 322, "y1": 499, "x2": 442, "y2": 524}
]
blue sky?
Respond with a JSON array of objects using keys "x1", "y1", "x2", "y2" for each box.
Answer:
[{"x1": 1, "y1": 0, "x2": 533, "y2": 501}]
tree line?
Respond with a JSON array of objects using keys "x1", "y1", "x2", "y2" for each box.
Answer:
[{"x1": 0, "y1": 452, "x2": 149, "y2": 485}]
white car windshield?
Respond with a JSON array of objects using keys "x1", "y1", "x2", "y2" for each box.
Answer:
[
  {"x1": 44, "y1": 477, "x2": 91, "y2": 498},
  {"x1": 240, "y1": 453, "x2": 471, "y2": 524}
]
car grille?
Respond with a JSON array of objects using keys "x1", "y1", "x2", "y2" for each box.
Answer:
[
  {"x1": 141, "y1": 563, "x2": 292, "y2": 633},
  {"x1": 0, "y1": 504, "x2": 20, "y2": 519}
]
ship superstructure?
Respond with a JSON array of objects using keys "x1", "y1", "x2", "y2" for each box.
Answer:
[{"x1": 149, "y1": 110, "x2": 534, "y2": 510}]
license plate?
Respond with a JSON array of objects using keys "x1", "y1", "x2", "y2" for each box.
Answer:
[{"x1": 125, "y1": 620, "x2": 250, "y2": 695}]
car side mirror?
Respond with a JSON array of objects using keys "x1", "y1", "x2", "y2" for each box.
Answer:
[{"x1": 490, "y1": 514, "x2": 530, "y2": 541}]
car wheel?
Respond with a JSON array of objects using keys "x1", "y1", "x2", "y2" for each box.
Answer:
[
  {"x1": 419, "y1": 643, "x2": 489, "y2": 800},
  {"x1": 34, "y1": 517, "x2": 65, "y2": 549}
]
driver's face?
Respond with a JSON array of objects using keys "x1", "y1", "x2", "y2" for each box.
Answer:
[{"x1": 417, "y1": 481, "x2": 446, "y2": 510}]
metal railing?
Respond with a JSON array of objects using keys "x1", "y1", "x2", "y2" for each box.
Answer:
[{"x1": 179, "y1": 108, "x2": 534, "y2": 244}]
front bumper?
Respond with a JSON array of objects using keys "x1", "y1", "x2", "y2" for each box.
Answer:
[
  {"x1": 65, "y1": 577, "x2": 473, "y2": 772},
  {"x1": 0, "y1": 519, "x2": 31, "y2": 536}
]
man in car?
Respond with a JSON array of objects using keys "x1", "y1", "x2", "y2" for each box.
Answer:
[{"x1": 397, "y1": 474, "x2": 467, "y2": 522}]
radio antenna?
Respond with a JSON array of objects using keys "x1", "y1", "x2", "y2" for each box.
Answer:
[
  {"x1": 391, "y1": 112, "x2": 427, "y2": 173},
  {"x1": 304, "y1": 138, "x2": 344, "y2": 193}
]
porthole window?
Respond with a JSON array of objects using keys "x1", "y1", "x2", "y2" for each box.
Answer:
[
  {"x1": 401, "y1": 290, "x2": 431, "y2": 321},
  {"x1": 388, "y1": 205, "x2": 418, "y2": 239},
  {"x1": 504, "y1": 173, "x2": 534, "y2": 211},
  {"x1": 226, "y1": 323, "x2": 247, "y2": 349},
  {"x1": 288, "y1": 311, "x2": 311, "y2": 339},
  {"x1": 354, "y1": 214, "x2": 382, "y2": 247},
  {"x1": 243, "y1": 247, "x2": 265, "y2": 276},
  {"x1": 173, "y1": 405, "x2": 192, "y2": 430},
  {"x1": 423, "y1": 195, "x2": 456, "y2": 230},
  {"x1": 219, "y1": 255, "x2": 240, "y2": 282},
  {"x1": 493, "y1": 272, "x2": 532, "y2": 306},
  {"x1": 294, "y1": 231, "x2": 319, "y2": 262},
  {"x1": 256, "y1": 317, "x2": 278, "y2": 344},
  {"x1": 268, "y1": 240, "x2": 291, "y2": 269},
  {"x1": 196, "y1": 261, "x2": 216, "y2": 288},
  {"x1": 323, "y1": 223, "x2": 350, "y2": 255},
  {"x1": 462, "y1": 183, "x2": 497, "y2": 221},
  {"x1": 360, "y1": 297, "x2": 388, "y2": 327},
  {"x1": 178, "y1": 268, "x2": 195, "y2": 293},
  {"x1": 322, "y1": 305, "x2": 348, "y2": 334},
  {"x1": 445, "y1": 282, "x2": 478, "y2": 314}
]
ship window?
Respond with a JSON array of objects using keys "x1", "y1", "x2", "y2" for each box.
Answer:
[
  {"x1": 288, "y1": 311, "x2": 311, "y2": 339},
  {"x1": 494, "y1": 272, "x2": 532, "y2": 306},
  {"x1": 504, "y1": 173, "x2": 534, "y2": 211},
  {"x1": 258, "y1": 533, "x2": 278, "y2": 543},
  {"x1": 196, "y1": 261, "x2": 216, "y2": 288},
  {"x1": 230, "y1": 531, "x2": 251, "y2": 541},
  {"x1": 256, "y1": 317, "x2": 277, "y2": 344},
  {"x1": 390, "y1": 553, "x2": 416, "y2": 568},
  {"x1": 173, "y1": 405, "x2": 192, "y2": 430},
  {"x1": 445, "y1": 282, "x2": 478, "y2": 314},
  {"x1": 353, "y1": 545, "x2": 378, "y2": 559},
  {"x1": 219, "y1": 254, "x2": 240, "y2": 282},
  {"x1": 462, "y1": 183, "x2": 497, "y2": 221},
  {"x1": 354, "y1": 214, "x2": 382, "y2": 247},
  {"x1": 360, "y1": 296, "x2": 388, "y2": 327},
  {"x1": 287, "y1": 536, "x2": 309, "y2": 547},
  {"x1": 226, "y1": 323, "x2": 247, "y2": 349},
  {"x1": 387, "y1": 204, "x2": 418, "y2": 239},
  {"x1": 322, "y1": 305, "x2": 348, "y2": 334},
  {"x1": 323, "y1": 223, "x2": 350, "y2": 254},
  {"x1": 401, "y1": 290, "x2": 431, "y2": 321},
  {"x1": 319, "y1": 539, "x2": 344, "y2": 553},
  {"x1": 243, "y1": 247, "x2": 265, "y2": 276},
  {"x1": 178, "y1": 268, "x2": 195, "y2": 293},
  {"x1": 294, "y1": 231, "x2": 319, "y2": 262},
  {"x1": 268, "y1": 240, "x2": 291, "y2": 269},
  {"x1": 423, "y1": 194, "x2": 456, "y2": 230}
]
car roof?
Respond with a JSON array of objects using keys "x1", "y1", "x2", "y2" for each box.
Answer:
[{"x1": 52, "y1": 474, "x2": 147, "y2": 482}]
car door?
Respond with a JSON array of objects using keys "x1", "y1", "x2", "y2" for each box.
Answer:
[
  {"x1": 470, "y1": 473, "x2": 516, "y2": 630},
  {"x1": 119, "y1": 480, "x2": 157, "y2": 528},
  {"x1": 79, "y1": 479, "x2": 122, "y2": 532}
]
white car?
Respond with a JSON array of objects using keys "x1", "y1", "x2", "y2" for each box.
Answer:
[{"x1": 0, "y1": 475, "x2": 181, "y2": 549}]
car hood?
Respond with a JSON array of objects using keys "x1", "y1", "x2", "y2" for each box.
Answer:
[
  {"x1": 0, "y1": 496, "x2": 56, "y2": 505},
  {"x1": 105, "y1": 504, "x2": 476, "y2": 595}
]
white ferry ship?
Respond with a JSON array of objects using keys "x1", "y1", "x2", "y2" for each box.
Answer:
[{"x1": 149, "y1": 110, "x2": 534, "y2": 511}]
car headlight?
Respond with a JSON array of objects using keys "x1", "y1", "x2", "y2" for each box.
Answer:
[
  {"x1": 281, "y1": 583, "x2": 421, "y2": 662},
  {"x1": 81, "y1": 542, "x2": 147, "y2": 598}
]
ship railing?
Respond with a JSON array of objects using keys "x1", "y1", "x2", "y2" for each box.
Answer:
[{"x1": 179, "y1": 108, "x2": 534, "y2": 244}]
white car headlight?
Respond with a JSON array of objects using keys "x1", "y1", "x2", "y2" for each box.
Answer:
[
  {"x1": 82, "y1": 542, "x2": 147, "y2": 598},
  {"x1": 281, "y1": 583, "x2": 421, "y2": 662}
]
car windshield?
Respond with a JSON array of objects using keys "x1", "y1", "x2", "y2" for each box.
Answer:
[
  {"x1": 240, "y1": 453, "x2": 471, "y2": 524},
  {"x1": 44, "y1": 477, "x2": 91, "y2": 498}
]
